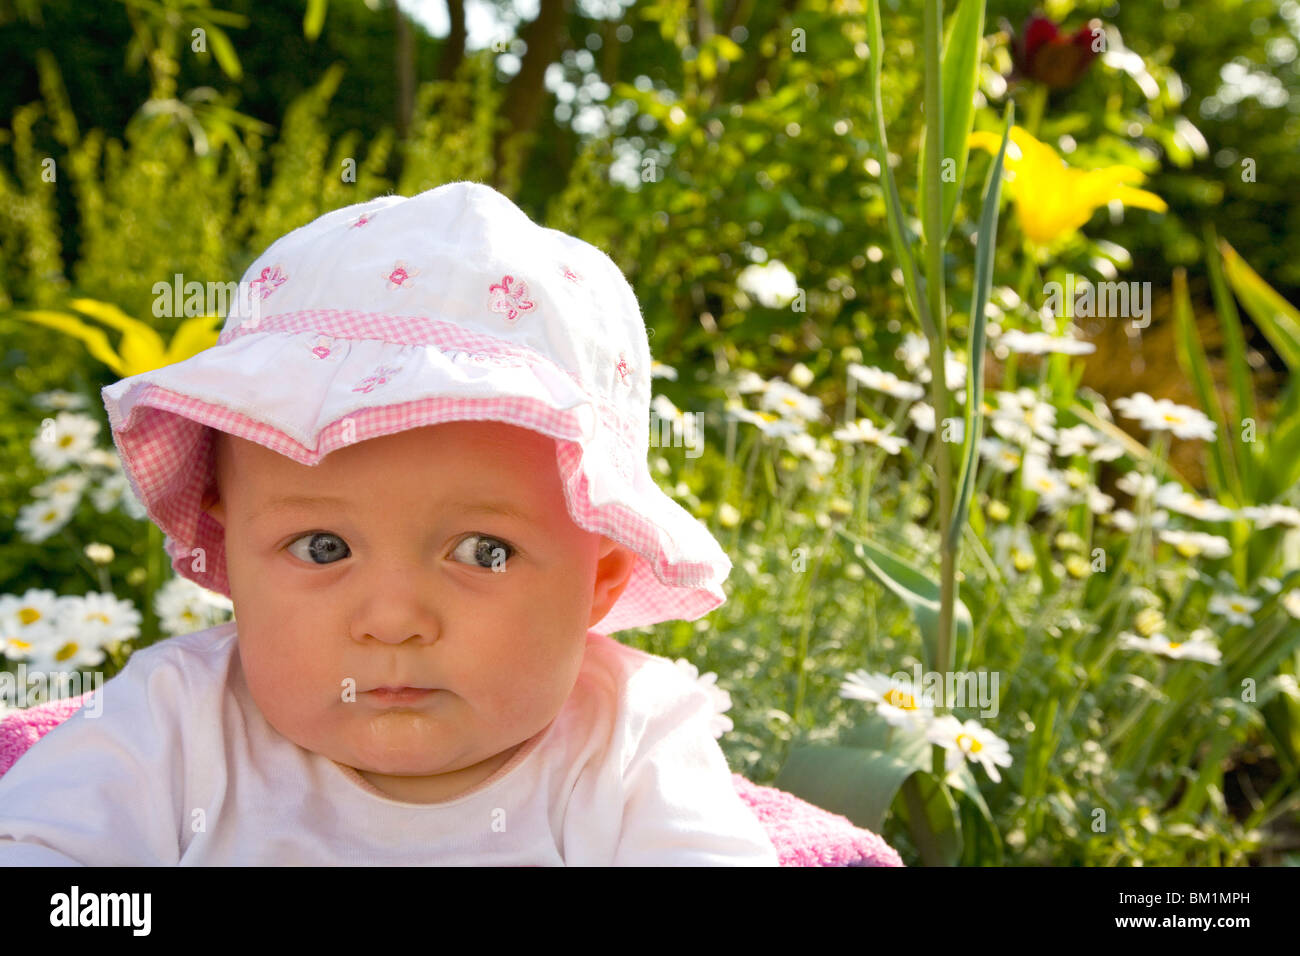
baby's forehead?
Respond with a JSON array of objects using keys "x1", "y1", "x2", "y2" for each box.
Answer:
[{"x1": 213, "y1": 422, "x2": 568, "y2": 512}]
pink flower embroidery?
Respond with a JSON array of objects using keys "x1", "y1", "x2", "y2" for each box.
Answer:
[
  {"x1": 350, "y1": 212, "x2": 375, "y2": 228},
  {"x1": 352, "y1": 365, "x2": 403, "y2": 393},
  {"x1": 615, "y1": 352, "x2": 633, "y2": 385},
  {"x1": 311, "y1": 336, "x2": 333, "y2": 359},
  {"x1": 383, "y1": 261, "x2": 418, "y2": 289},
  {"x1": 248, "y1": 264, "x2": 288, "y2": 300},
  {"x1": 561, "y1": 265, "x2": 581, "y2": 282},
  {"x1": 488, "y1": 275, "x2": 536, "y2": 322}
]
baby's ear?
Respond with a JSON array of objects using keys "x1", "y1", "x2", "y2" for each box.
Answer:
[
  {"x1": 587, "y1": 536, "x2": 636, "y2": 629},
  {"x1": 200, "y1": 483, "x2": 225, "y2": 527}
]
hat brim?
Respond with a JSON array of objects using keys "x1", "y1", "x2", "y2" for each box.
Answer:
[{"x1": 101, "y1": 326, "x2": 730, "y2": 635}]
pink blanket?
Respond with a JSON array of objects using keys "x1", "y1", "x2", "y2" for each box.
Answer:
[{"x1": 0, "y1": 693, "x2": 903, "y2": 867}]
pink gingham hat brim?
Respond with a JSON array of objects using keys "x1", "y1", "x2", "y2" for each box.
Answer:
[{"x1": 99, "y1": 183, "x2": 732, "y2": 635}]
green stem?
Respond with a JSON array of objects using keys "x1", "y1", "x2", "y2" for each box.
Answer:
[{"x1": 922, "y1": 0, "x2": 954, "y2": 676}]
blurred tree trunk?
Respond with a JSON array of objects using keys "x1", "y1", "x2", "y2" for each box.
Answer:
[
  {"x1": 394, "y1": 0, "x2": 415, "y2": 140},
  {"x1": 435, "y1": 0, "x2": 466, "y2": 82},
  {"x1": 492, "y1": 0, "x2": 568, "y2": 192}
]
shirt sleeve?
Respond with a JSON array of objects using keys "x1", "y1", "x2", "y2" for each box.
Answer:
[
  {"x1": 613, "y1": 672, "x2": 779, "y2": 866},
  {"x1": 0, "y1": 649, "x2": 186, "y2": 866}
]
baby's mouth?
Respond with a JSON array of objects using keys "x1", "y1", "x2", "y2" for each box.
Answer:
[{"x1": 364, "y1": 686, "x2": 442, "y2": 705}]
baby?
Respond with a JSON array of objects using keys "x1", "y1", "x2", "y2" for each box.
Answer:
[{"x1": 0, "y1": 181, "x2": 779, "y2": 865}]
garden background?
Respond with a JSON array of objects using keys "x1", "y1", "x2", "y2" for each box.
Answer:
[{"x1": 2, "y1": 0, "x2": 1299, "y2": 865}]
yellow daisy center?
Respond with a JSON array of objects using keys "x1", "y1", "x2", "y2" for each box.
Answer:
[
  {"x1": 55, "y1": 642, "x2": 78, "y2": 662},
  {"x1": 58, "y1": 435, "x2": 74, "y2": 448},
  {"x1": 86, "y1": 612, "x2": 110, "y2": 625},
  {"x1": 882, "y1": 688, "x2": 916, "y2": 710},
  {"x1": 18, "y1": 607, "x2": 42, "y2": 625},
  {"x1": 956, "y1": 733, "x2": 983, "y2": 753},
  {"x1": 1167, "y1": 642, "x2": 1183, "y2": 650}
]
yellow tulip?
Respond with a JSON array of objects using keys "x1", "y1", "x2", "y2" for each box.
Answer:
[
  {"x1": 967, "y1": 125, "x2": 1167, "y2": 247},
  {"x1": 10, "y1": 298, "x2": 221, "y2": 377}
]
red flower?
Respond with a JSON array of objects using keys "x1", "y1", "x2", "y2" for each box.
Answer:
[{"x1": 1009, "y1": 14, "x2": 1104, "y2": 90}]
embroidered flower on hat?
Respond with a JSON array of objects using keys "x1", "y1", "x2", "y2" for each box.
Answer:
[
  {"x1": 352, "y1": 365, "x2": 403, "y2": 393},
  {"x1": 311, "y1": 336, "x2": 333, "y2": 360},
  {"x1": 488, "y1": 275, "x2": 536, "y2": 322},
  {"x1": 615, "y1": 351, "x2": 633, "y2": 386},
  {"x1": 349, "y1": 211, "x2": 376, "y2": 228},
  {"x1": 561, "y1": 264, "x2": 581, "y2": 282},
  {"x1": 383, "y1": 261, "x2": 419, "y2": 289},
  {"x1": 248, "y1": 264, "x2": 288, "y2": 300}
]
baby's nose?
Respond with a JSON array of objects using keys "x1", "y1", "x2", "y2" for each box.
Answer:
[{"x1": 350, "y1": 562, "x2": 439, "y2": 645}]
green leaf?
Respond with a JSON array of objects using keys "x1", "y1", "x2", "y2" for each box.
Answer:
[
  {"x1": 950, "y1": 100, "x2": 1012, "y2": 553},
  {"x1": 200, "y1": 21, "x2": 242, "y2": 81},
  {"x1": 945, "y1": 761, "x2": 1004, "y2": 865},
  {"x1": 773, "y1": 730, "x2": 931, "y2": 835},
  {"x1": 1171, "y1": 266, "x2": 1239, "y2": 501},
  {"x1": 837, "y1": 528, "x2": 974, "y2": 672},
  {"x1": 918, "y1": 0, "x2": 985, "y2": 249},
  {"x1": 304, "y1": 0, "x2": 328, "y2": 41},
  {"x1": 1220, "y1": 238, "x2": 1300, "y2": 370},
  {"x1": 866, "y1": 0, "x2": 936, "y2": 341},
  {"x1": 896, "y1": 772, "x2": 962, "y2": 865}
]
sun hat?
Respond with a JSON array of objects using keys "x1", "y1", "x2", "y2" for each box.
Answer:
[{"x1": 99, "y1": 180, "x2": 732, "y2": 635}]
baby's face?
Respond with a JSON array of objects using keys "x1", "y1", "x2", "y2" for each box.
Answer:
[{"x1": 203, "y1": 421, "x2": 635, "y2": 802}]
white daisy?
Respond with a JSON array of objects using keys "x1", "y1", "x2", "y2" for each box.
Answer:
[
  {"x1": 1086, "y1": 486, "x2": 1115, "y2": 514},
  {"x1": 154, "y1": 577, "x2": 233, "y2": 637},
  {"x1": 1158, "y1": 529, "x2": 1232, "y2": 559},
  {"x1": 990, "y1": 391, "x2": 1058, "y2": 445},
  {"x1": 1116, "y1": 471, "x2": 1159, "y2": 501},
  {"x1": 1113, "y1": 392, "x2": 1163, "y2": 423},
  {"x1": 33, "y1": 390, "x2": 90, "y2": 411},
  {"x1": 46, "y1": 592, "x2": 142, "y2": 667},
  {"x1": 832, "y1": 419, "x2": 905, "y2": 455},
  {"x1": 673, "y1": 658, "x2": 735, "y2": 738},
  {"x1": 839, "y1": 670, "x2": 936, "y2": 728},
  {"x1": 847, "y1": 364, "x2": 925, "y2": 402},
  {"x1": 725, "y1": 404, "x2": 807, "y2": 438},
  {"x1": 1022, "y1": 455, "x2": 1073, "y2": 510},
  {"x1": 16, "y1": 493, "x2": 79, "y2": 543},
  {"x1": 1055, "y1": 424, "x2": 1098, "y2": 458},
  {"x1": 0, "y1": 589, "x2": 63, "y2": 660},
  {"x1": 785, "y1": 433, "x2": 837, "y2": 474},
  {"x1": 895, "y1": 332, "x2": 930, "y2": 374},
  {"x1": 732, "y1": 370, "x2": 770, "y2": 395},
  {"x1": 31, "y1": 471, "x2": 90, "y2": 500},
  {"x1": 1282, "y1": 590, "x2": 1300, "y2": 620},
  {"x1": 760, "y1": 381, "x2": 825, "y2": 421},
  {"x1": 1118, "y1": 630, "x2": 1222, "y2": 664},
  {"x1": 1143, "y1": 399, "x2": 1217, "y2": 441},
  {"x1": 90, "y1": 472, "x2": 149, "y2": 520},
  {"x1": 1208, "y1": 593, "x2": 1262, "y2": 627},
  {"x1": 788, "y1": 362, "x2": 815, "y2": 388},
  {"x1": 924, "y1": 715, "x2": 1014, "y2": 783},
  {"x1": 914, "y1": 350, "x2": 968, "y2": 391},
  {"x1": 1239, "y1": 504, "x2": 1300, "y2": 529},
  {"x1": 1089, "y1": 438, "x2": 1126, "y2": 462},
  {"x1": 998, "y1": 330, "x2": 1095, "y2": 355},
  {"x1": 1155, "y1": 484, "x2": 1235, "y2": 522},
  {"x1": 737, "y1": 260, "x2": 800, "y2": 308},
  {"x1": 1106, "y1": 508, "x2": 1138, "y2": 533},
  {"x1": 649, "y1": 361, "x2": 679, "y2": 381},
  {"x1": 30, "y1": 412, "x2": 102, "y2": 471},
  {"x1": 979, "y1": 437, "x2": 1026, "y2": 474}
]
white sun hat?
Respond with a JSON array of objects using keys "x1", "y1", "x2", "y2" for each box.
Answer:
[{"x1": 99, "y1": 180, "x2": 731, "y2": 635}]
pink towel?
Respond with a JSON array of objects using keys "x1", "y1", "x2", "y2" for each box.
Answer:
[{"x1": 0, "y1": 694, "x2": 902, "y2": 867}]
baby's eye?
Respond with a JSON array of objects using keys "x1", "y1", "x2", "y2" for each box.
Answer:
[
  {"x1": 451, "y1": 534, "x2": 515, "y2": 570},
  {"x1": 286, "y1": 532, "x2": 351, "y2": 565}
]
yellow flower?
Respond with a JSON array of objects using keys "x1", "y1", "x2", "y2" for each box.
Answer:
[
  {"x1": 967, "y1": 126, "x2": 1167, "y2": 247},
  {"x1": 11, "y1": 298, "x2": 220, "y2": 377}
]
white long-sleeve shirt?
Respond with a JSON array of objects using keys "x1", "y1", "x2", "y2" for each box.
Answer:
[{"x1": 0, "y1": 620, "x2": 778, "y2": 865}]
